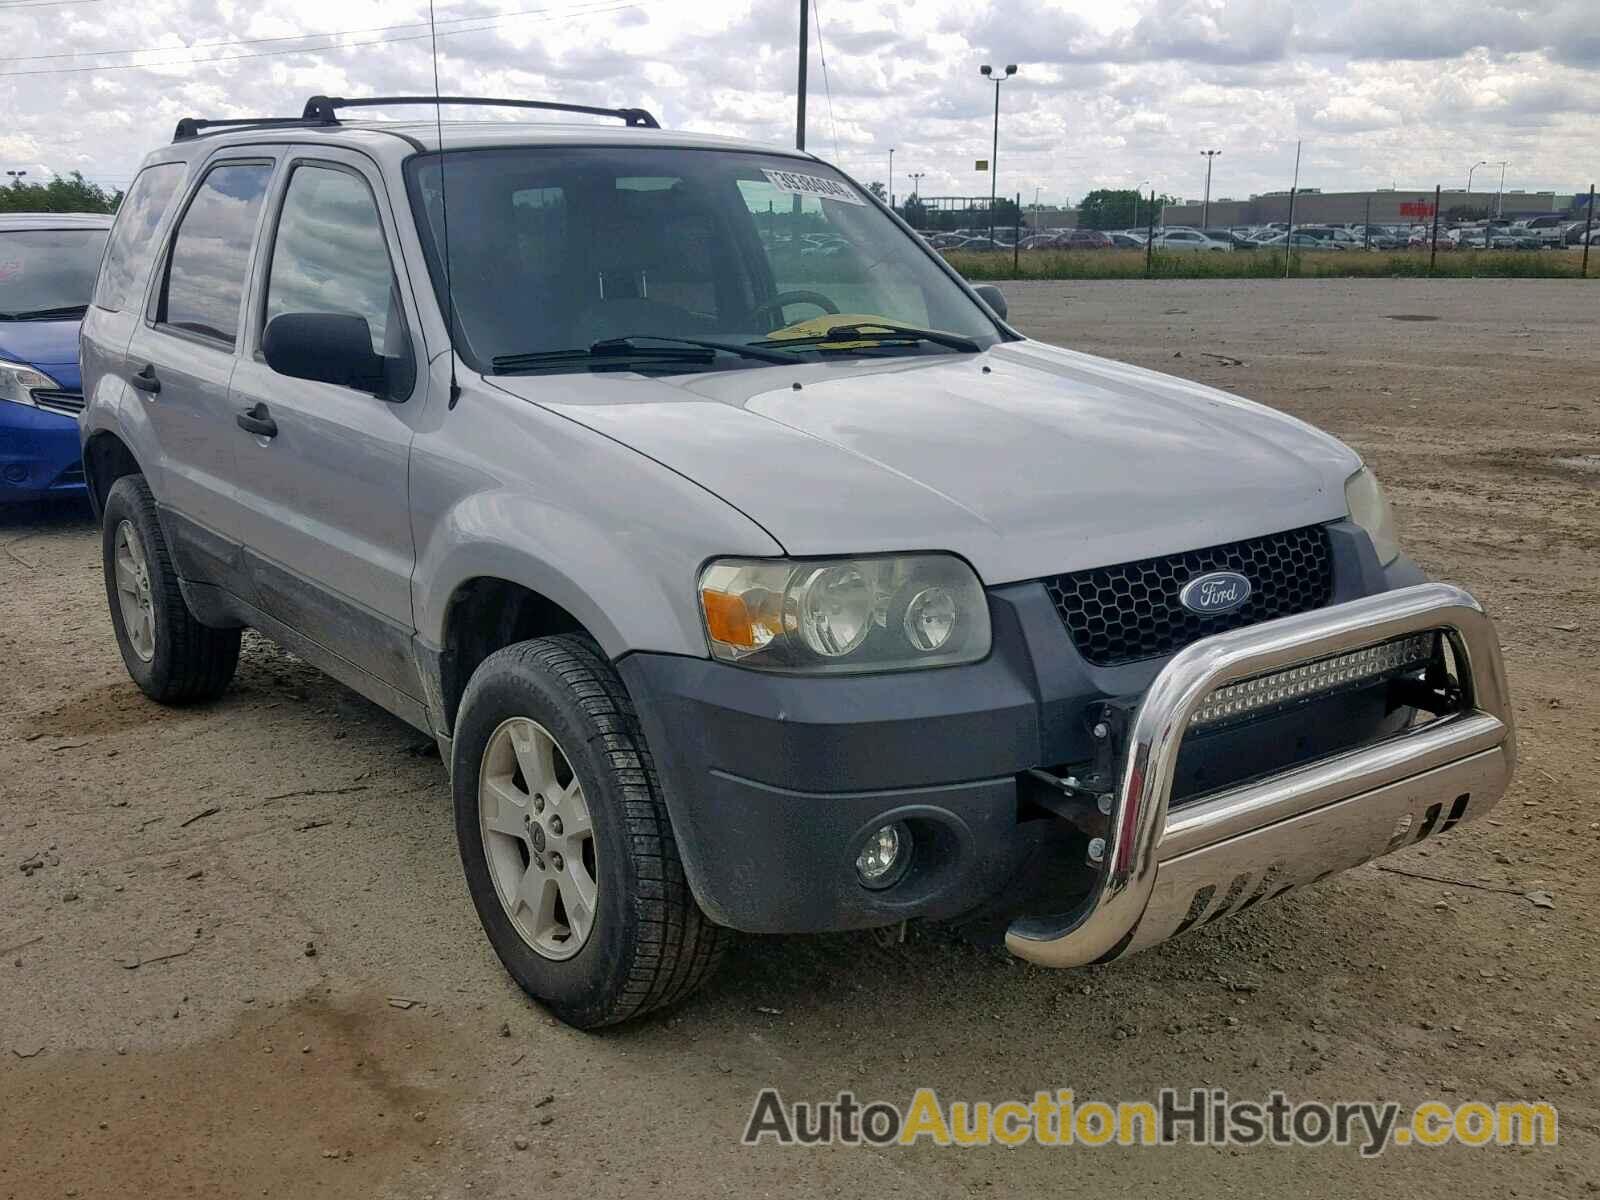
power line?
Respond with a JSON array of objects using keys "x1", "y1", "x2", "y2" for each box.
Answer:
[
  {"x1": 0, "y1": 0, "x2": 102, "y2": 9},
  {"x1": 0, "y1": 0, "x2": 643, "y2": 77},
  {"x1": 6, "y1": 2, "x2": 589, "y2": 64}
]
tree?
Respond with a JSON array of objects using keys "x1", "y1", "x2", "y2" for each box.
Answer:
[
  {"x1": 0, "y1": 170, "x2": 121, "y2": 214},
  {"x1": 867, "y1": 181, "x2": 888, "y2": 202},
  {"x1": 901, "y1": 196, "x2": 928, "y2": 228},
  {"x1": 1075, "y1": 188, "x2": 1180, "y2": 231}
]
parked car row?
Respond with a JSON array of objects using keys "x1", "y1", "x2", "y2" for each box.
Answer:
[{"x1": 924, "y1": 216, "x2": 1598, "y2": 255}]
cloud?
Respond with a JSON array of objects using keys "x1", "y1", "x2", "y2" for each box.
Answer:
[{"x1": 0, "y1": 0, "x2": 1594, "y2": 208}]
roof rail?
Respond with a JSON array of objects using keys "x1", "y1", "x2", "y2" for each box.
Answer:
[
  {"x1": 172, "y1": 114, "x2": 334, "y2": 143},
  {"x1": 171, "y1": 94, "x2": 662, "y2": 145},
  {"x1": 301, "y1": 95, "x2": 661, "y2": 129}
]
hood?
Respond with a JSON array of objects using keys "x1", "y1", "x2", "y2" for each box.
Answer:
[
  {"x1": 491, "y1": 340, "x2": 1359, "y2": 585},
  {"x1": 0, "y1": 317, "x2": 82, "y2": 391}
]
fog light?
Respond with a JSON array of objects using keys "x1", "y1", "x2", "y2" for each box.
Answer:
[{"x1": 855, "y1": 821, "x2": 911, "y2": 889}]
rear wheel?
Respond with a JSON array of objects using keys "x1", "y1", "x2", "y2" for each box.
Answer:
[
  {"x1": 101, "y1": 474, "x2": 240, "y2": 703},
  {"x1": 452, "y1": 634, "x2": 727, "y2": 1028}
]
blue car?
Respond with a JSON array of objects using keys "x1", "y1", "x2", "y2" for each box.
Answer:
[{"x1": 0, "y1": 212, "x2": 113, "y2": 503}]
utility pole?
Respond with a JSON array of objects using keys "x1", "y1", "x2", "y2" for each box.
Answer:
[
  {"x1": 1582, "y1": 184, "x2": 1594, "y2": 278},
  {"x1": 1199, "y1": 150, "x2": 1221, "y2": 228},
  {"x1": 980, "y1": 64, "x2": 1017, "y2": 246},
  {"x1": 795, "y1": 0, "x2": 808, "y2": 151}
]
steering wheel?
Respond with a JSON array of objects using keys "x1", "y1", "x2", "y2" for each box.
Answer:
[{"x1": 753, "y1": 290, "x2": 841, "y2": 330}]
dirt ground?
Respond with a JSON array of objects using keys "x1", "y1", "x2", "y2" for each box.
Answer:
[{"x1": 1, "y1": 278, "x2": 1595, "y2": 1198}]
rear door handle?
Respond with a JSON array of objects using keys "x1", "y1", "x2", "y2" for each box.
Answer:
[
  {"x1": 236, "y1": 402, "x2": 278, "y2": 438},
  {"x1": 129, "y1": 364, "x2": 160, "y2": 394}
]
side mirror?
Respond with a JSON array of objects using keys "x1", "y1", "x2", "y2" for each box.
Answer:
[
  {"x1": 263, "y1": 312, "x2": 387, "y2": 395},
  {"x1": 973, "y1": 283, "x2": 1008, "y2": 322}
]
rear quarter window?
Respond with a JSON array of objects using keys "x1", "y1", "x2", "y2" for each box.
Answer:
[{"x1": 94, "y1": 162, "x2": 187, "y2": 313}]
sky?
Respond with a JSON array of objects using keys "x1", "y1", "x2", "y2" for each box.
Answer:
[{"x1": 1, "y1": 0, "x2": 1597, "y2": 207}]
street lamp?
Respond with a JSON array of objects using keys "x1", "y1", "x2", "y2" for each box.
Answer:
[
  {"x1": 1491, "y1": 160, "x2": 1508, "y2": 220},
  {"x1": 1466, "y1": 160, "x2": 1487, "y2": 246},
  {"x1": 888, "y1": 146, "x2": 895, "y2": 209},
  {"x1": 4, "y1": 170, "x2": 26, "y2": 186},
  {"x1": 1199, "y1": 151, "x2": 1221, "y2": 229},
  {"x1": 1133, "y1": 179, "x2": 1150, "y2": 228},
  {"x1": 979, "y1": 63, "x2": 1017, "y2": 245}
]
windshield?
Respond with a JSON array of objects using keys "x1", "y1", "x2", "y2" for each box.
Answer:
[
  {"x1": 407, "y1": 146, "x2": 1003, "y2": 372},
  {"x1": 0, "y1": 228, "x2": 109, "y2": 317}
]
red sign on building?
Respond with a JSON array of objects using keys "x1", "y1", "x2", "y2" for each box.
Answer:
[{"x1": 1399, "y1": 201, "x2": 1436, "y2": 218}]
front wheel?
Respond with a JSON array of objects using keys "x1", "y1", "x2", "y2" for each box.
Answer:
[{"x1": 452, "y1": 635, "x2": 727, "y2": 1028}]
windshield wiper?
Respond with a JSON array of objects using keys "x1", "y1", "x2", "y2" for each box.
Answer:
[
  {"x1": 752, "y1": 322, "x2": 981, "y2": 355},
  {"x1": 591, "y1": 334, "x2": 795, "y2": 363},
  {"x1": 0, "y1": 303, "x2": 89, "y2": 321},
  {"x1": 492, "y1": 335, "x2": 794, "y2": 374}
]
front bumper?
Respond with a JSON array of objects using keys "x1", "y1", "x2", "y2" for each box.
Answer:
[
  {"x1": 621, "y1": 528, "x2": 1512, "y2": 956},
  {"x1": 1005, "y1": 581, "x2": 1514, "y2": 966},
  {"x1": 0, "y1": 399, "x2": 85, "y2": 501}
]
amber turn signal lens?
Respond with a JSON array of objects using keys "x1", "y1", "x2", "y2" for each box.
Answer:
[{"x1": 701, "y1": 589, "x2": 757, "y2": 648}]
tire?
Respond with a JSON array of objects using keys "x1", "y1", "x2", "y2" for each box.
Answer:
[
  {"x1": 452, "y1": 634, "x2": 727, "y2": 1028},
  {"x1": 101, "y1": 474, "x2": 240, "y2": 703}
]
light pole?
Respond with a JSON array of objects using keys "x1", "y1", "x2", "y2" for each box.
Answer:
[
  {"x1": 1491, "y1": 160, "x2": 1508, "y2": 220},
  {"x1": 979, "y1": 63, "x2": 1017, "y2": 245},
  {"x1": 908, "y1": 171, "x2": 925, "y2": 229},
  {"x1": 4, "y1": 170, "x2": 26, "y2": 186},
  {"x1": 1133, "y1": 178, "x2": 1149, "y2": 229},
  {"x1": 1199, "y1": 151, "x2": 1221, "y2": 228},
  {"x1": 1466, "y1": 160, "x2": 1487, "y2": 247},
  {"x1": 887, "y1": 146, "x2": 894, "y2": 209}
]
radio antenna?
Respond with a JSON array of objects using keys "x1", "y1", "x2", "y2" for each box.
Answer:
[{"x1": 428, "y1": 0, "x2": 462, "y2": 410}]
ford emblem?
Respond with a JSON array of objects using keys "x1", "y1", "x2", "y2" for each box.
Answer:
[{"x1": 1179, "y1": 570, "x2": 1252, "y2": 615}]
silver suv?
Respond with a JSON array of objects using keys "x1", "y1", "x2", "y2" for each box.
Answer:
[{"x1": 81, "y1": 96, "x2": 1516, "y2": 1027}]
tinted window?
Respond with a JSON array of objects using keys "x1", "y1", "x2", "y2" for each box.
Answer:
[
  {"x1": 0, "y1": 229, "x2": 109, "y2": 316},
  {"x1": 95, "y1": 163, "x2": 185, "y2": 312},
  {"x1": 265, "y1": 165, "x2": 402, "y2": 359},
  {"x1": 160, "y1": 162, "x2": 272, "y2": 344}
]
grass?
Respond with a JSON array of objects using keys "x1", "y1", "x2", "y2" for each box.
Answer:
[{"x1": 944, "y1": 247, "x2": 1595, "y2": 281}]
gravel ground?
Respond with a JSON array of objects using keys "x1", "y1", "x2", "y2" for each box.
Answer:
[{"x1": 1, "y1": 278, "x2": 1595, "y2": 1198}]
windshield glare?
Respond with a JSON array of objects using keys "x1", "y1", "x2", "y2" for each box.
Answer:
[
  {"x1": 0, "y1": 229, "x2": 109, "y2": 316},
  {"x1": 408, "y1": 147, "x2": 1001, "y2": 370}
]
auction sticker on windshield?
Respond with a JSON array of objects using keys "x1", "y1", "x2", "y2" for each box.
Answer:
[{"x1": 761, "y1": 168, "x2": 866, "y2": 206}]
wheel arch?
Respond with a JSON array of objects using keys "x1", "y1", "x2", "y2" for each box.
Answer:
[{"x1": 83, "y1": 430, "x2": 144, "y2": 520}]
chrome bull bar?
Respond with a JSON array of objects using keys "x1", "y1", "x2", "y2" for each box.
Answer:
[{"x1": 1005, "y1": 582, "x2": 1516, "y2": 968}]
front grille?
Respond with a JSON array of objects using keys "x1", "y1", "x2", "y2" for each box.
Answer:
[
  {"x1": 1044, "y1": 525, "x2": 1334, "y2": 666},
  {"x1": 31, "y1": 389, "x2": 85, "y2": 417}
]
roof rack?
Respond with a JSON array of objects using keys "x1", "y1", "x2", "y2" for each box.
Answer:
[
  {"x1": 172, "y1": 94, "x2": 661, "y2": 143},
  {"x1": 301, "y1": 95, "x2": 661, "y2": 129}
]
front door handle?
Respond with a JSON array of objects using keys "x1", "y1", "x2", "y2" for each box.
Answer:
[
  {"x1": 129, "y1": 364, "x2": 160, "y2": 394},
  {"x1": 236, "y1": 402, "x2": 278, "y2": 438}
]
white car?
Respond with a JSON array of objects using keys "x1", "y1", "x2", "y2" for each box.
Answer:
[{"x1": 1150, "y1": 228, "x2": 1232, "y2": 252}]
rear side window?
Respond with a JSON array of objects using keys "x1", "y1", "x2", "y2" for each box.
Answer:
[
  {"x1": 94, "y1": 162, "x2": 185, "y2": 312},
  {"x1": 157, "y1": 161, "x2": 272, "y2": 345}
]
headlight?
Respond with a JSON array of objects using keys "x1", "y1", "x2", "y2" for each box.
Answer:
[
  {"x1": 699, "y1": 553, "x2": 991, "y2": 674},
  {"x1": 0, "y1": 359, "x2": 57, "y2": 407},
  {"x1": 1345, "y1": 467, "x2": 1400, "y2": 566}
]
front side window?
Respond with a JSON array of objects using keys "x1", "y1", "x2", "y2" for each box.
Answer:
[
  {"x1": 0, "y1": 227, "x2": 108, "y2": 318},
  {"x1": 408, "y1": 146, "x2": 1002, "y2": 373},
  {"x1": 265, "y1": 165, "x2": 403, "y2": 354},
  {"x1": 95, "y1": 162, "x2": 185, "y2": 312},
  {"x1": 263, "y1": 163, "x2": 413, "y2": 398},
  {"x1": 159, "y1": 161, "x2": 272, "y2": 345}
]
